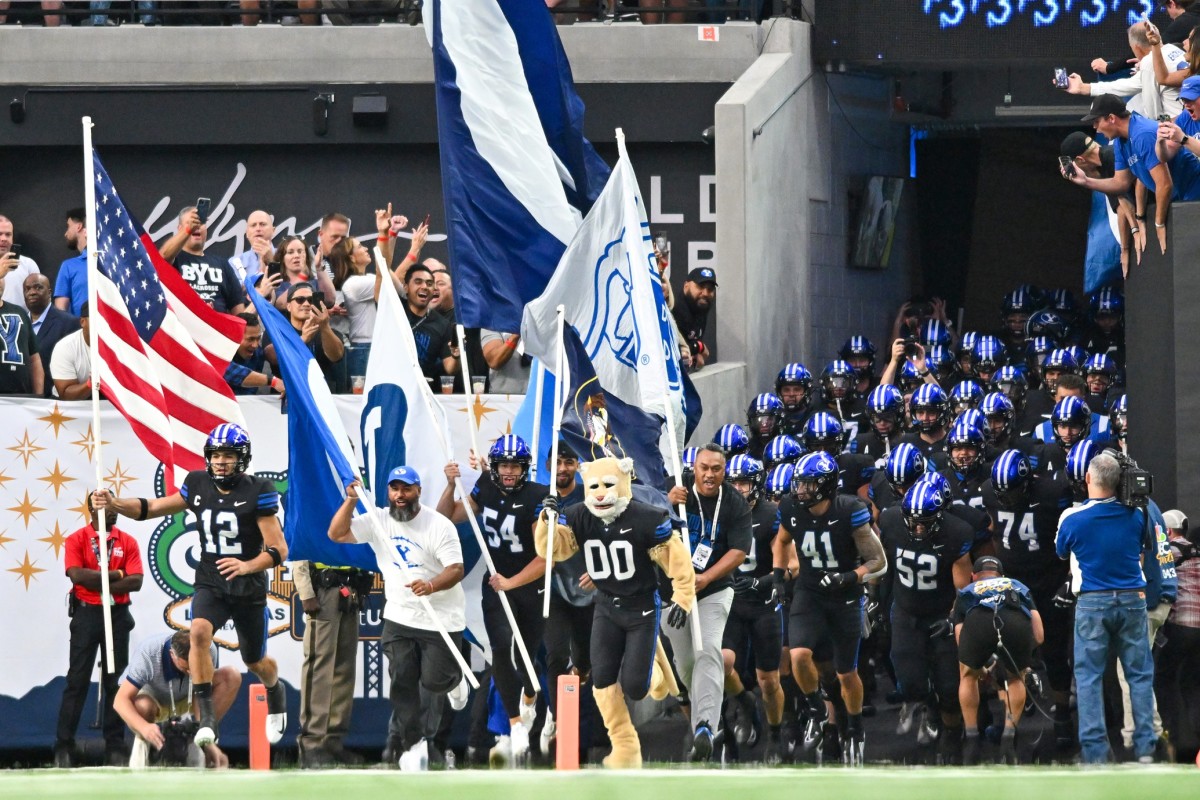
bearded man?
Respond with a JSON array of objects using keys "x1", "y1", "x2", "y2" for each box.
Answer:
[
  {"x1": 329, "y1": 467, "x2": 470, "y2": 772},
  {"x1": 537, "y1": 457, "x2": 695, "y2": 769}
]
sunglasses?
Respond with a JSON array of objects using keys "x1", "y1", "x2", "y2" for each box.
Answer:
[{"x1": 290, "y1": 295, "x2": 320, "y2": 305}]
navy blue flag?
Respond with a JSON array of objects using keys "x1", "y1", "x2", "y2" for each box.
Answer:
[
  {"x1": 246, "y1": 280, "x2": 375, "y2": 570},
  {"x1": 428, "y1": 0, "x2": 609, "y2": 332}
]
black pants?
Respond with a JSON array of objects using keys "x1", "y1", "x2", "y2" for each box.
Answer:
[
  {"x1": 482, "y1": 582, "x2": 545, "y2": 719},
  {"x1": 544, "y1": 594, "x2": 594, "y2": 713},
  {"x1": 56, "y1": 603, "x2": 134, "y2": 749},
  {"x1": 1016, "y1": 567, "x2": 1074, "y2": 693},
  {"x1": 890, "y1": 605, "x2": 959, "y2": 715},
  {"x1": 590, "y1": 595, "x2": 660, "y2": 701},
  {"x1": 1156, "y1": 622, "x2": 1200, "y2": 748},
  {"x1": 382, "y1": 620, "x2": 463, "y2": 751}
]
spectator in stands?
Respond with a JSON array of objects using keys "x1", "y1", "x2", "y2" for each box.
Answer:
[
  {"x1": 25, "y1": 274, "x2": 79, "y2": 397},
  {"x1": 0, "y1": 272, "x2": 43, "y2": 396},
  {"x1": 403, "y1": 263, "x2": 457, "y2": 386},
  {"x1": 1065, "y1": 94, "x2": 1200, "y2": 254},
  {"x1": 54, "y1": 207, "x2": 89, "y2": 316},
  {"x1": 1161, "y1": 0, "x2": 1200, "y2": 45},
  {"x1": 328, "y1": 237, "x2": 377, "y2": 380},
  {"x1": 239, "y1": 1, "x2": 320, "y2": 26},
  {"x1": 228, "y1": 209, "x2": 275, "y2": 284},
  {"x1": 276, "y1": 283, "x2": 344, "y2": 393},
  {"x1": 313, "y1": 212, "x2": 350, "y2": 279},
  {"x1": 1060, "y1": 132, "x2": 1142, "y2": 269},
  {"x1": 159, "y1": 205, "x2": 246, "y2": 314},
  {"x1": 272, "y1": 235, "x2": 335, "y2": 311},
  {"x1": 224, "y1": 312, "x2": 284, "y2": 397},
  {"x1": 673, "y1": 267, "x2": 717, "y2": 370},
  {"x1": 1065, "y1": 22, "x2": 1187, "y2": 119},
  {"x1": 0, "y1": 1, "x2": 62, "y2": 26},
  {"x1": 0, "y1": 214, "x2": 42, "y2": 312},
  {"x1": 50, "y1": 302, "x2": 92, "y2": 401},
  {"x1": 480, "y1": 330, "x2": 530, "y2": 395},
  {"x1": 88, "y1": 3, "x2": 158, "y2": 27},
  {"x1": 428, "y1": 262, "x2": 483, "y2": 393},
  {"x1": 1147, "y1": 24, "x2": 1199, "y2": 90},
  {"x1": 1158, "y1": 509, "x2": 1200, "y2": 754},
  {"x1": 889, "y1": 296, "x2": 951, "y2": 344}
]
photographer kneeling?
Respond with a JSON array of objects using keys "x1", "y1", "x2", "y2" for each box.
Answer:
[
  {"x1": 113, "y1": 630, "x2": 241, "y2": 768},
  {"x1": 1055, "y1": 451, "x2": 1158, "y2": 764},
  {"x1": 954, "y1": 556, "x2": 1044, "y2": 765}
]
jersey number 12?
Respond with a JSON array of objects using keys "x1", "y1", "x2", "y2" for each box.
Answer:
[{"x1": 198, "y1": 509, "x2": 243, "y2": 556}]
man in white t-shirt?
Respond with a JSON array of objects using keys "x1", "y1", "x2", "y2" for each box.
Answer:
[
  {"x1": 50, "y1": 302, "x2": 92, "y2": 400},
  {"x1": 0, "y1": 215, "x2": 41, "y2": 311},
  {"x1": 328, "y1": 467, "x2": 469, "y2": 771}
]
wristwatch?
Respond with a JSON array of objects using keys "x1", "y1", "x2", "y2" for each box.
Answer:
[{"x1": 1182, "y1": 134, "x2": 1191, "y2": 146}]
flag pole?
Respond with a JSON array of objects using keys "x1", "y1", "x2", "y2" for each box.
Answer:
[
  {"x1": 82, "y1": 117, "x2": 117, "y2": 674},
  {"x1": 529, "y1": 361, "x2": 545, "y2": 484},
  {"x1": 542, "y1": 306, "x2": 566, "y2": 618},
  {"x1": 455, "y1": 324, "x2": 483, "y2": 460}
]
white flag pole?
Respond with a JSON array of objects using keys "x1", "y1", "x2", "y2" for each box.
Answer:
[
  {"x1": 82, "y1": 117, "x2": 117, "y2": 674},
  {"x1": 529, "y1": 361, "x2": 545, "y2": 484},
  {"x1": 541, "y1": 306, "x2": 567, "y2": 618},
  {"x1": 456, "y1": 324, "x2": 483, "y2": 460}
]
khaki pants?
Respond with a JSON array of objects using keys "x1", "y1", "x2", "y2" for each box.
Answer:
[{"x1": 298, "y1": 584, "x2": 361, "y2": 754}]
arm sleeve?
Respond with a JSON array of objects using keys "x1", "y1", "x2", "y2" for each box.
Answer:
[
  {"x1": 1089, "y1": 74, "x2": 1141, "y2": 97},
  {"x1": 63, "y1": 531, "x2": 84, "y2": 574},
  {"x1": 724, "y1": 497, "x2": 754, "y2": 553},
  {"x1": 256, "y1": 478, "x2": 280, "y2": 516},
  {"x1": 291, "y1": 560, "x2": 315, "y2": 601},
  {"x1": 852, "y1": 524, "x2": 888, "y2": 580},
  {"x1": 223, "y1": 361, "x2": 252, "y2": 389},
  {"x1": 349, "y1": 512, "x2": 374, "y2": 544},
  {"x1": 434, "y1": 519, "x2": 465, "y2": 569},
  {"x1": 120, "y1": 533, "x2": 144, "y2": 577}
]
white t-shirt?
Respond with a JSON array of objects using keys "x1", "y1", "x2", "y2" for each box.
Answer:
[
  {"x1": 350, "y1": 506, "x2": 466, "y2": 632},
  {"x1": 49, "y1": 328, "x2": 90, "y2": 391},
  {"x1": 2, "y1": 255, "x2": 40, "y2": 311},
  {"x1": 342, "y1": 274, "x2": 376, "y2": 344}
]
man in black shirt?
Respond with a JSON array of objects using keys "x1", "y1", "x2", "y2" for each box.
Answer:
[
  {"x1": 402, "y1": 263, "x2": 458, "y2": 384},
  {"x1": 536, "y1": 455, "x2": 694, "y2": 769},
  {"x1": 666, "y1": 444, "x2": 752, "y2": 762},
  {"x1": 721, "y1": 455, "x2": 786, "y2": 764},
  {"x1": 159, "y1": 205, "x2": 246, "y2": 314},
  {"x1": 0, "y1": 273, "x2": 44, "y2": 395},
  {"x1": 439, "y1": 435, "x2": 547, "y2": 765},
  {"x1": 772, "y1": 452, "x2": 887, "y2": 766},
  {"x1": 672, "y1": 268, "x2": 716, "y2": 370}
]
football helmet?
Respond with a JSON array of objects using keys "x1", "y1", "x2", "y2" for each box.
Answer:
[
  {"x1": 488, "y1": 435, "x2": 533, "y2": 493},
  {"x1": 1050, "y1": 396, "x2": 1092, "y2": 449},
  {"x1": 204, "y1": 423, "x2": 252, "y2": 489},
  {"x1": 792, "y1": 452, "x2": 840, "y2": 508},
  {"x1": 910, "y1": 383, "x2": 951, "y2": 433}
]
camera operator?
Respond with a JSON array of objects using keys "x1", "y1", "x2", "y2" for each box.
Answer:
[
  {"x1": 1157, "y1": 510, "x2": 1200, "y2": 751},
  {"x1": 112, "y1": 630, "x2": 241, "y2": 768},
  {"x1": 1055, "y1": 452, "x2": 1159, "y2": 764}
]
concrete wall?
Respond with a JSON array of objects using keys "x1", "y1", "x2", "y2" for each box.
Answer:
[{"x1": 714, "y1": 22, "x2": 913, "y2": 399}]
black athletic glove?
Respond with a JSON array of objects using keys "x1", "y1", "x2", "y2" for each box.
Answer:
[
  {"x1": 928, "y1": 617, "x2": 954, "y2": 639},
  {"x1": 542, "y1": 494, "x2": 559, "y2": 516},
  {"x1": 731, "y1": 574, "x2": 755, "y2": 597},
  {"x1": 1053, "y1": 582, "x2": 1077, "y2": 609},
  {"x1": 667, "y1": 603, "x2": 689, "y2": 630},
  {"x1": 818, "y1": 570, "x2": 858, "y2": 592},
  {"x1": 765, "y1": 569, "x2": 785, "y2": 606}
]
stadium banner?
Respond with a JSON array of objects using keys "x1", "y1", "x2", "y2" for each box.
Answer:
[{"x1": 0, "y1": 394, "x2": 521, "y2": 750}]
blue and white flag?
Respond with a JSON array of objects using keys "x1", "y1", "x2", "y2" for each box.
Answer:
[
  {"x1": 428, "y1": 0, "x2": 610, "y2": 333},
  {"x1": 510, "y1": 359, "x2": 558, "y2": 482},
  {"x1": 246, "y1": 280, "x2": 375, "y2": 570},
  {"x1": 1084, "y1": 132, "x2": 1122, "y2": 295},
  {"x1": 522, "y1": 136, "x2": 687, "y2": 465}
]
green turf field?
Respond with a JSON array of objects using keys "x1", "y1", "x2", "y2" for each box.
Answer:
[{"x1": 2, "y1": 766, "x2": 1200, "y2": 800}]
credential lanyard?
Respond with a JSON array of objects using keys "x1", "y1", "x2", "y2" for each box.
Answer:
[{"x1": 691, "y1": 484, "x2": 723, "y2": 549}]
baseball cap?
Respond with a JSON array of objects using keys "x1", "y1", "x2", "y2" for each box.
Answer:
[
  {"x1": 972, "y1": 555, "x2": 1004, "y2": 575},
  {"x1": 1060, "y1": 131, "x2": 1093, "y2": 159},
  {"x1": 1162, "y1": 509, "x2": 1189, "y2": 532},
  {"x1": 687, "y1": 267, "x2": 718, "y2": 286},
  {"x1": 1180, "y1": 75, "x2": 1200, "y2": 103},
  {"x1": 1081, "y1": 94, "x2": 1130, "y2": 123},
  {"x1": 387, "y1": 466, "x2": 421, "y2": 486}
]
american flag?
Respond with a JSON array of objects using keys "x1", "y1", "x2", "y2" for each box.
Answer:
[{"x1": 89, "y1": 153, "x2": 246, "y2": 493}]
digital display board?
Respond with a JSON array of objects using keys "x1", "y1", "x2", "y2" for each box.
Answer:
[{"x1": 814, "y1": 1, "x2": 1163, "y2": 67}]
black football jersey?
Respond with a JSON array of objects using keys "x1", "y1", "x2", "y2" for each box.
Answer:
[
  {"x1": 939, "y1": 466, "x2": 988, "y2": 509},
  {"x1": 1016, "y1": 391, "x2": 1054, "y2": 438},
  {"x1": 564, "y1": 500, "x2": 672, "y2": 599},
  {"x1": 878, "y1": 506, "x2": 974, "y2": 617},
  {"x1": 946, "y1": 501, "x2": 993, "y2": 548},
  {"x1": 867, "y1": 470, "x2": 902, "y2": 513},
  {"x1": 814, "y1": 393, "x2": 866, "y2": 442},
  {"x1": 780, "y1": 409, "x2": 814, "y2": 438},
  {"x1": 850, "y1": 430, "x2": 897, "y2": 461},
  {"x1": 896, "y1": 432, "x2": 951, "y2": 471},
  {"x1": 179, "y1": 470, "x2": 279, "y2": 596},
  {"x1": 779, "y1": 494, "x2": 872, "y2": 596},
  {"x1": 736, "y1": 498, "x2": 781, "y2": 579},
  {"x1": 984, "y1": 434, "x2": 1048, "y2": 474},
  {"x1": 837, "y1": 452, "x2": 876, "y2": 496},
  {"x1": 980, "y1": 472, "x2": 1072, "y2": 576},
  {"x1": 471, "y1": 478, "x2": 550, "y2": 578}
]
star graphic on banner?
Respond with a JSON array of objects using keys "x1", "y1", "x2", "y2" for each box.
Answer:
[
  {"x1": 37, "y1": 460, "x2": 76, "y2": 499},
  {"x1": 458, "y1": 395, "x2": 498, "y2": 429},
  {"x1": 72, "y1": 424, "x2": 107, "y2": 461},
  {"x1": 104, "y1": 460, "x2": 136, "y2": 496},
  {"x1": 505, "y1": 420, "x2": 513, "y2": 434},
  {"x1": 39, "y1": 521, "x2": 69, "y2": 559},
  {"x1": 37, "y1": 404, "x2": 77, "y2": 438},
  {"x1": 8, "y1": 491, "x2": 46, "y2": 529},
  {"x1": 67, "y1": 494, "x2": 91, "y2": 523},
  {"x1": 0, "y1": 529, "x2": 14, "y2": 549},
  {"x1": 0, "y1": 469, "x2": 13, "y2": 491},
  {"x1": 8, "y1": 430, "x2": 45, "y2": 468},
  {"x1": 8, "y1": 550, "x2": 46, "y2": 590}
]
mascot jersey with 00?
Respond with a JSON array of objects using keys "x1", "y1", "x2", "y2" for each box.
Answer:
[
  {"x1": 471, "y1": 479, "x2": 550, "y2": 577},
  {"x1": 179, "y1": 470, "x2": 280, "y2": 596},
  {"x1": 780, "y1": 494, "x2": 871, "y2": 596},
  {"x1": 877, "y1": 506, "x2": 974, "y2": 617}
]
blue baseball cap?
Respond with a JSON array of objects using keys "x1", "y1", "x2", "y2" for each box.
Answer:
[
  {"x1": 1181, "y1": 75, "x2": 1200, "y2": 102},
  {"x1": 687, "y1": 267, "x2": 718, "y2": 286},
  {"x1": 387, "y1": 466, "x2": 421, "y2": 486}
]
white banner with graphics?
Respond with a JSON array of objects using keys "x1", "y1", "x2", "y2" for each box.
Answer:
[{"x1": 0, "y1": 394, "x2": 520, "y2": 747}]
